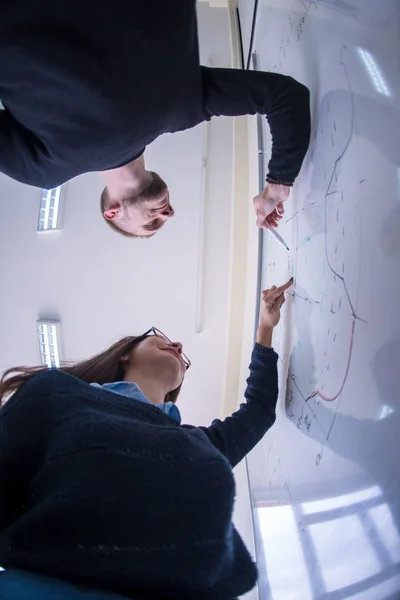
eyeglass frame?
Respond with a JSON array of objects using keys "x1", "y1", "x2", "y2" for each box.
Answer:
[{"x1": 127, "y1": 327, "x2": 191, "y2": 370}]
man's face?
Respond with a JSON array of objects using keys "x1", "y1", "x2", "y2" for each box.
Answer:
[{"x1": 103, "y1": 172, "x2": 175, "y2": 237}]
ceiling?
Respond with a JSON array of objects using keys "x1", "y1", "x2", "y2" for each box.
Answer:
[{"x1": 0, "y1": 4, "x2": 247, "y2": 427}]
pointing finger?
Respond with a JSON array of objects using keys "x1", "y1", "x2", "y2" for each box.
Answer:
[
  {"x1": 276, "y1": 278, "x2": 293, "y2": 294},
  {"x1": 266, "y1": 279, "x2": 293, "y2": 302}
]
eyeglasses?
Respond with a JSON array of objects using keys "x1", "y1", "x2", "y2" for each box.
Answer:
[{"x1": 142, "y1": 327, "x2": 191, "y2": 370}]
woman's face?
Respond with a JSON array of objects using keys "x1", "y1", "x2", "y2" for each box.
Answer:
[{"x1": 128, "y1": 335, "x2": 186, "y2": 389}]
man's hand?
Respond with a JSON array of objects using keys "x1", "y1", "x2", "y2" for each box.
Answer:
[
  {"x1": 256, "y1": 278, "x2": 293, "y2": 347},
  {"x1": 253, "y1": 183, "x2": 290, "y2": 229}
]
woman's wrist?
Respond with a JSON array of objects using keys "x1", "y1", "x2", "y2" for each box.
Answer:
[{"x1": 256, "y1": 326, "x2": 274, "y2": 348}]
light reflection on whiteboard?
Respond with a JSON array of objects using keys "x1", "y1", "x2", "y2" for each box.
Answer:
[
  {"x1": 257, "y1": 486, "x2": 400, "y2": 599},
  {"x1": 309, "y1": 515, "x2": 380, "y2": 591},
  {"x1": 258, "y1": 504, "x2": 313, "y2": 600},
  {"x1": 302, "y1": 485, "x2": 381, "y2": 514}
]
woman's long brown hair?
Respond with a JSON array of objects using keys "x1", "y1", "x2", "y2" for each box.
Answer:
[{"x1": 0, "y1": 336, "x2": 182, "y2": 407}]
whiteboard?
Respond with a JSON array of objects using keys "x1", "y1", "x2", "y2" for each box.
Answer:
[{"x1": 238, "y1": 1, "x2": 400, "y2": 598}]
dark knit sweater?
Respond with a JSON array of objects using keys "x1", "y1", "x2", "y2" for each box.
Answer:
[
  {"x1": 0, "y1": 0, "x2": 310, "y2": 188},
  {"x1": 0, "y1": 344, "x2": 278, "y2": 599}
]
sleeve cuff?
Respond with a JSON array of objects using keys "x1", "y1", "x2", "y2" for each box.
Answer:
[
  {"x1": 266, "y1": 174, "x2": 295, "y2": 186},
  {"x1": 253, "y1": 343, "x2": 279, "y2": 358}
]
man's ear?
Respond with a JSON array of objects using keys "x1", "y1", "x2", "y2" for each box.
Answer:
[{"x1": 103, "y1": 206, "x2": 121, "y2": 221}]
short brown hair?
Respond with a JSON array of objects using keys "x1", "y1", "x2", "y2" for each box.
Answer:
[{"x1": 100, "y1": 188, "x2": 153, "y2": 239}]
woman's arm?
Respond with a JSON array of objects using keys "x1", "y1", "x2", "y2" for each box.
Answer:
[
  {"x1": 199, "y1": 343, "x2": 278, "y2": 469},
  {"x1": 198, "y1": 279, "x2": 293, "y2": 469}
]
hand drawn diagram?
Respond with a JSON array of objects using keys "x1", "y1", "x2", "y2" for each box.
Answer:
[
  {"x1": 255, "y1": 0, "x2": 369, "y2": 467},
  {"x1": 285, "y1": 44, "x2": 368, "y2": 467},
  {"x1": 243, "y1": 2, "x2": 400, "y2": 597}
]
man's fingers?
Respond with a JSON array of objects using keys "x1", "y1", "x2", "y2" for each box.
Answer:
[
  {"x1": 256, "y1": 213, "x2": 266, "y2": 228},
  {"x1": 276, "y1": 201, "x2": 285, "y2": 216},
  {"x1": 257, "y1": 215, "x2": 280, "y2": 229},
  {"x1": 257, "y1": 206, "x2": 283, "y2": 230},
  {"x1": 265, "y1": 215, "x2": 279, "y2": 229},
  {"x1": 268, "y1": 210, "x2": 283, "y2": 223}
]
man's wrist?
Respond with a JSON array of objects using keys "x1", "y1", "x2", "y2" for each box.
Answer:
[
  {"x1": 274, "y1": 186, "x2": 290, "y2": 201},
  {"x1": 256, "y1": 326, "x2": 274, "y2": 347},
  {"x1": 265, "y1": 180, "x2": 291, "y2": 201},
  {"x1": 266, "y1": 175, "x2": 294, "y2": 188}
]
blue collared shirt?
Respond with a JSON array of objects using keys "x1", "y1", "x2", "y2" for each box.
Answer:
[{"x1": 90, "y1": 381, "x2": 181, "y2": 424}]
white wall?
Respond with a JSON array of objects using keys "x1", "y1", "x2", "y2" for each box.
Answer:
[{"x1": 0, "y1": 5, "x2": 235, "y2": 428}]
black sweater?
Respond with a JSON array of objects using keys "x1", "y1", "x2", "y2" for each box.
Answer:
[
  {"x1": 0, "y1": 0, "x2": 310, "y2": 189},
  {"x1": 0, "y1": 344, "x2": 279, "y2": 600}
]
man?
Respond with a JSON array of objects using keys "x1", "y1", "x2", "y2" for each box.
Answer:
[{"x1": 0, "y1": 0, "x2": 310, "y2": 238}]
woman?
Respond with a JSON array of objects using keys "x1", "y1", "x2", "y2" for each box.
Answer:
[{"x1": 0, "y1": 279, "x2": 292, "y2": 600}]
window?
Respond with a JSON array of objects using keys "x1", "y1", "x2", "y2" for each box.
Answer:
[
  {"x1": 256, "y1": 485, "x2": 400, "y2": 599},
  {"x1": 37, "y1": 321, "x2": 61, "y2": 368},
  {"x1": 38, "y1": 187, "x2": 62, "y2": 231}
]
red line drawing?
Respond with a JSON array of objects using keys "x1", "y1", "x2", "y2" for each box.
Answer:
[{"x1": 306, "y1": 319, "x2": 356, "y2": 402}]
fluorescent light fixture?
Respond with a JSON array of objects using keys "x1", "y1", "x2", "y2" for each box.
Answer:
[
  {"x1": 38, "y1": 186, "x2": 62, "y2": 231},
  {"x1": 357, "y1": 48, "x2": 391, "y2": 97},
  {"x1": 37, "y1": 320, "x2": 61, "y2": 368}
]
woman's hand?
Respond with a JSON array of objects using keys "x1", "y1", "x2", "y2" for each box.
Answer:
[
  {"x1": 257, "y1": 278, "x2": 293, "y2": 347},
  {"x1": 253, "y1": 183, "x2": 290, "y2": 229}
]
